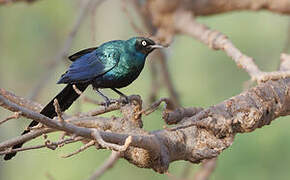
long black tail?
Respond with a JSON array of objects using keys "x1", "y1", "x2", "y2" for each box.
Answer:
[{"x1": 4, "y1": 83, "x2": 89, "y2": 160}]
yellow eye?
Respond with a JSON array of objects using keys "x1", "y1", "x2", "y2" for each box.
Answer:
[{"x1": 142, "y1": 40, "x2": 147, "y2": 46}]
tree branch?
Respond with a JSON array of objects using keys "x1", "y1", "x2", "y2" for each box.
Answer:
[
  {"x1": 2, "y1": 75, "x2": 290, "y2": 173},
  {"x1": 87, "y1": 151, "x2": 121, "y2": 180},
  {"x1": 2, "y1": 0, "x2": 290, "y2": 178}
]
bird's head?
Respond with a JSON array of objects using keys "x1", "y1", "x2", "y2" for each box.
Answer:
[{"x1": 127, "y1": 37, "x2": 164, "y2": 56}]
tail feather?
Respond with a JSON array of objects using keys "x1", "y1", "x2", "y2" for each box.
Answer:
[{"x1": 3, "y1": 83, "x2": 89, "y2": 160}]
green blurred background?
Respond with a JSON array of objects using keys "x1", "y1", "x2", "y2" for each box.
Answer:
[{"x1": 1, "y1": 0, "x2": 290, "y2": 179}]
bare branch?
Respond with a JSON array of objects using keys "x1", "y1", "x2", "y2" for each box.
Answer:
[
  {"x1": 2, "y1": 75, "x2": 290, "y2": 173},
  {"x1": 72, "y1": 84, "x2": 83, "y2": 95},
  {"x1": 0, "y1": 90, "x2": 160, "y2": 155},
  {"x1": 194, "y1": 158, "x2": 217, "y2": 180},
  {"x1": 2, "y1": 1, "x2": 290, "y2": 177},
  {"x1": 146, "y1": 0, "x2": 290, "y2": 17},
  {"x1": 173, "y1": 10, "x2": 290, "y2": 83},
  {"x1": 0, "y1": 128, "x2": 55, "y2": 151},
  {"x1": 174, "y1": 11, "x2": 263, "y2": 79},
  {"x1": 87, "y1": 151, "x2": 121, "y2": 180},
  {"x1": 61, "y1": 140, "x2": 95, "y2": 158},
  {"x1": 141, "y1": 98, "x2": 175, "y2": 116},
  {"x1": 0, "y1": 137, "x2": 82, "y2": 155},
  {"x1": 92, "y1": 130, "x2": 132, "y2": 152},
  {"x1": 53, "y1": 99, "x2": 64, "y2": 123},
  {"x1": 0, "y1": 88, "x2": 43, "y2": 112},
  {"x1": 0, "y1": 111, "x2": 21, "y2": 125}
]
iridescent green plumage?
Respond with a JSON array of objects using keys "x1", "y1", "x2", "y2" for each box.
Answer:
[{"x1": 4, "y1": 37, "x2": 163, "y2": 160}]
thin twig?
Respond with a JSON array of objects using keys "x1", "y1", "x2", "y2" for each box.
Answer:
[
  {"x1": 174, "y1": 10, "x2": 290, "y2": 83},
  {"x1": 73, "y1": 84, "x2": 83, "y2": 95},
  {"x1": 140, "y1": 98, "x2": 175, "y2": 116},
  {"x1": 0, "y1": 128, "x2": 55, "y2": 150},
  {"x1": 87, "y1": 151, "x2": 121, "y2": 180},
  {"x1": 0, "y1": 111, "x2": 21, "y2": 125},
  {"x1": 194, "y1": 158, "x2": 217, "y2": 180},
  {"x1": 44, "y1": 140, "x2": 58, "y2": 150},
  {"x1": 0, "y1": 88, "x2": 43, "y2": 112},
  {"x1": 53, "y1": 99, "x2": 64, "y2": 123},
  {"x1": 61, "y1": 140, "x2": 95, "y2": 158},
  {"x1": 0, "y1": 137, "x2": 83, "y2": 155},
  {"x1": 92, "y1": 130, "x2": 132, "y2": 151},
  {"x1": 57, "y1": 132, "x2": 67, "y2": 147}
]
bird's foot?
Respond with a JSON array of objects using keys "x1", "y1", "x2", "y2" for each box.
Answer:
[
  {"x1": 102, "y1": 99, "x2": 115, "y2": 108},
  {"x1": 120, "y1": 95, "x2": 129, "y2": 104},
  {"x1": 102, "y1": 97, "x2": 128, "y2": 107},
  {"x1": 101, "y1": 98, "x2": 120, "y2": 108},
  {"x1": 95, "y1": 88, "x2": 116, "y2": 108},
  {"x1": 104, "y1": 99, "x2": 111, "y2": 108},
  {"x1": 111, "y1": 88, "x2": 129, "y2": 105}
]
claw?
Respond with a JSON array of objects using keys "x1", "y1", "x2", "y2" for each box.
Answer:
[
  {"x1": 104, "y1": 99, "x2": 111, "y2": 108},
  {"x1": 111, "y1": 88, "x2": 129, "y2": 104},
  {"x1": 102, "y1": 98, "x2": 119, "y2": 108},
  {"x1": 95, "y1": 89, "x2": 112, "y2": 108},
  {"x1": 121, "y1": 95, "x2": 129, "y2": 104}
]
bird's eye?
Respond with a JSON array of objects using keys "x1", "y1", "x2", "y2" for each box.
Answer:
[{"x1": 141, "y1": 40, "x2": 147, "y2": 47}]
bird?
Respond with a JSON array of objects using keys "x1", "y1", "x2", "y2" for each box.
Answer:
[{"x1": 4, "y1": 37, "x2": 164, "y2": 160}]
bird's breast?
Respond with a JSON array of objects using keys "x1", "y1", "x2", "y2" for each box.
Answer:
[{"x1": 93, "y1": 58, "x2": 145, "y2": 88}]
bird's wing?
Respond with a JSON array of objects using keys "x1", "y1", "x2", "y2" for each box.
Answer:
[
  {"x1": 57, "y1": 49, "x2": 120, "y2": 84},
  {"x1": 68, "y1": 47, "x2": 98, "y2": 61}
]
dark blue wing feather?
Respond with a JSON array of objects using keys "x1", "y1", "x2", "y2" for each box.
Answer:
[
  {"x1": 57, "y1": 49, "x2": 120, "y2": 84},
  {"x1": 68, "y1": 47, "x2": 98, "y2": 62}
]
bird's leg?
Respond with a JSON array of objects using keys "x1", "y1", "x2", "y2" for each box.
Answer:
[
  {"x1": 95, "y1": 89, "x2": 111, "y2": 107},
  {"x1": 111, "y1": 88, "x2": 129, "y2": 104}
]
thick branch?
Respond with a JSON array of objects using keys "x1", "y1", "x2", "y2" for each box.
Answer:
[
  {"x1": 1, "y1": 77, "x2": 290, "y2": 172},
  {"x1": 2, "y1": 0, "x2": 290, "y2": 176}
]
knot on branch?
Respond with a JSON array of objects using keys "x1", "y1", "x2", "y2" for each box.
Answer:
[{"x1": 120, "y1": 95, "x2": 143, "y2": 128}]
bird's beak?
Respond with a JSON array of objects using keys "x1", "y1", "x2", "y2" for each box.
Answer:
[{"x1": 149, "y1": 44, "x2": 164, "y2": 49}]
